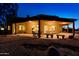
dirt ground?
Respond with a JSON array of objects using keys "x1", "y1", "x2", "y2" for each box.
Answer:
[{"x1": 0, "y1": 36, "x2": 79, "y2": 56}]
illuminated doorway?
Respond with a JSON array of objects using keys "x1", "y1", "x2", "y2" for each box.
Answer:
[{"x1": 32, "y1": 25, "x2": 39, "y2": 33}]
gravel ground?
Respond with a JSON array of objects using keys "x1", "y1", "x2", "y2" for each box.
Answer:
[
  {"x1": 0, "y1": 43, "x2": 79, "y2": 56},
  {"x1": 0, "y1": 36, "x2": 79, "y2": 56}
]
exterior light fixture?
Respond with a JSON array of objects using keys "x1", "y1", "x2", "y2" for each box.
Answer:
[
  {"x1": 29, "y1": 20, "x2": 32, "y2": 22},
  {"x1": 61, "y1": 22, "x2": 68, "y2": 24},
  {"x1": 52, "y1": 21, "x2": 56, "y2": 22}
]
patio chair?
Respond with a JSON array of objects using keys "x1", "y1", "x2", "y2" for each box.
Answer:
[
  {"x1": 68, "y1": 35, "x2": 77, "y2": 40},
  {"x1": 32, "y1": 31, "x2": 39, "y2": 38},
  {"x1": 69, "y1": 35, "x2": 74, "y2": 39}
]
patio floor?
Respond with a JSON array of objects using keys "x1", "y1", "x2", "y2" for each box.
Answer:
[{"x1": 13, "y1": 32, "x2": 73, "y2": 39}]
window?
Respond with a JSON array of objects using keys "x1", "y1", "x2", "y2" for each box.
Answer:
[
  {"x1": 32, "y1": 25, "x2": 38, "y2": 33},
  {"x1": 8, "y1": 26, "x2": 10, "y2": 30},
  {"x1": 51, "y1": 26, "x2": 56, "y2": 31},
  {"x1": 44, "y1": 25, "x2": 56, "y2": 34},
  {"x1": 19, "y1": 25, "x2": 25, "y2": 31}
]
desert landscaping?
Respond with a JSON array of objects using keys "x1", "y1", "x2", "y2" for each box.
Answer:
[{"x1": 0, "y1": 31, "x2": 79, "y2": 56}]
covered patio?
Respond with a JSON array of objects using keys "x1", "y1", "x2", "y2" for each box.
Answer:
[{"x1": 8, "y1": 14, "x2": 77, "y2": 39}]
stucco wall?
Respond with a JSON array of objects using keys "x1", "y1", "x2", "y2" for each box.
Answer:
[
  {"x1": 40, "y1": 20, "x2": 62, "y2": 34},
  {"x1": 25, "y1": 21, "x2": 38, "y2": 34},
  {"x1": 12, "y1": 20, "x2": 62, "y2": 34},
  {"x1": 12, "y1": 21, "x2": 38, "y2": 34},
  {"x1": 16, "y1": 22, "x2": 26, "y2": 34}
]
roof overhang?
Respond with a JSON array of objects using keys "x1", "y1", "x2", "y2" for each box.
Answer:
[{"x1": 8, "y1": 14, "x2": 77, "y2": 24}]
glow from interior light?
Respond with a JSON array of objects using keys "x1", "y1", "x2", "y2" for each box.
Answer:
[
  {"x1": 8, "y1": 26, "x2": 10, "y2": 30},
  {"x1": 1, "y1": 28, "x2": 4, "y2": 30},
  {"x1": 52, "y1": 21, "x2": 56, "y2": 22},
  {"x1": 61, "y1": 22, "x2": 68, "y2": 24},
  {"x1": 19, "y1": 25, "x2": 25, "y2": 31}
]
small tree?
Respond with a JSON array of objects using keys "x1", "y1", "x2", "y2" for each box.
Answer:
[{"x1": 0, "y1": 3, "x2": 18, "y2": 34}]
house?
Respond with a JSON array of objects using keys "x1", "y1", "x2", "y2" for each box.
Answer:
[{"x1": 7, "y1": 14, "x2": 77, "y2": 38}]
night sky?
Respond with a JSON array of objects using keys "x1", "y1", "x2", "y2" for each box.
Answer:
[{"x1": 17, "y1": 3, "x2": 79, "y2": 29}]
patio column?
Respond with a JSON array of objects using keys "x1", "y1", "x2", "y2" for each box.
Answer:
[
  {"x1": 67, "y1": 25, "x2": 69, "y2": 33},
  {"x1": 15, "y1": 23, "x2": 16, "y2": 34},
  {"x1": 72, "y1": 21, "x2": 75, "y2": 38},
  {"x1": 38, "y1": 19, "x2": 41, "y2": 38}
]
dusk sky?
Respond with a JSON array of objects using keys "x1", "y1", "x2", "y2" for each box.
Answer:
[{"x1": 17, "y1": 3, "x2": 79, "y2": 29}]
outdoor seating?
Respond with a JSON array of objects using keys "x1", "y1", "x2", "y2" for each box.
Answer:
[
  {"x1": 69, "y1": 35, "x2": 74, "y2": 39},
  {"x1": 32, "y1": 31, "x2": 39, "y2": 38},
  {"x1": 56, "y1": 35, "x2": 65, "y2": 39},
  {"x1": 45, "y1": 33, "x2": 53, "y2": 38}
]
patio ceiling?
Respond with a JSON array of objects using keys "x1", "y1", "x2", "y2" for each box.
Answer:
[{"x1": 59, "y1": 22, "x2": 72, "y2": 26}]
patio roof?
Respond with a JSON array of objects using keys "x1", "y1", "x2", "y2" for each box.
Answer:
[
  {"x1": 9, "y1": 14, "x2": 77, "y2": 23},
  {"x1": 28, "y1": 14, "x2": 77, "y2": 22}
]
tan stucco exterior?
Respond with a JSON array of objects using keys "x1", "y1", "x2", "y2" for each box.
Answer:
[
  {"x1": 12, "y1": 20, "x2": 38, "y2": 34},
  {"x1": 12, "y1": 20, "x2": 70, "y2": 34},
  {"x1": 40, "y1": 20, "x2": 62, "y2": 34}
]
